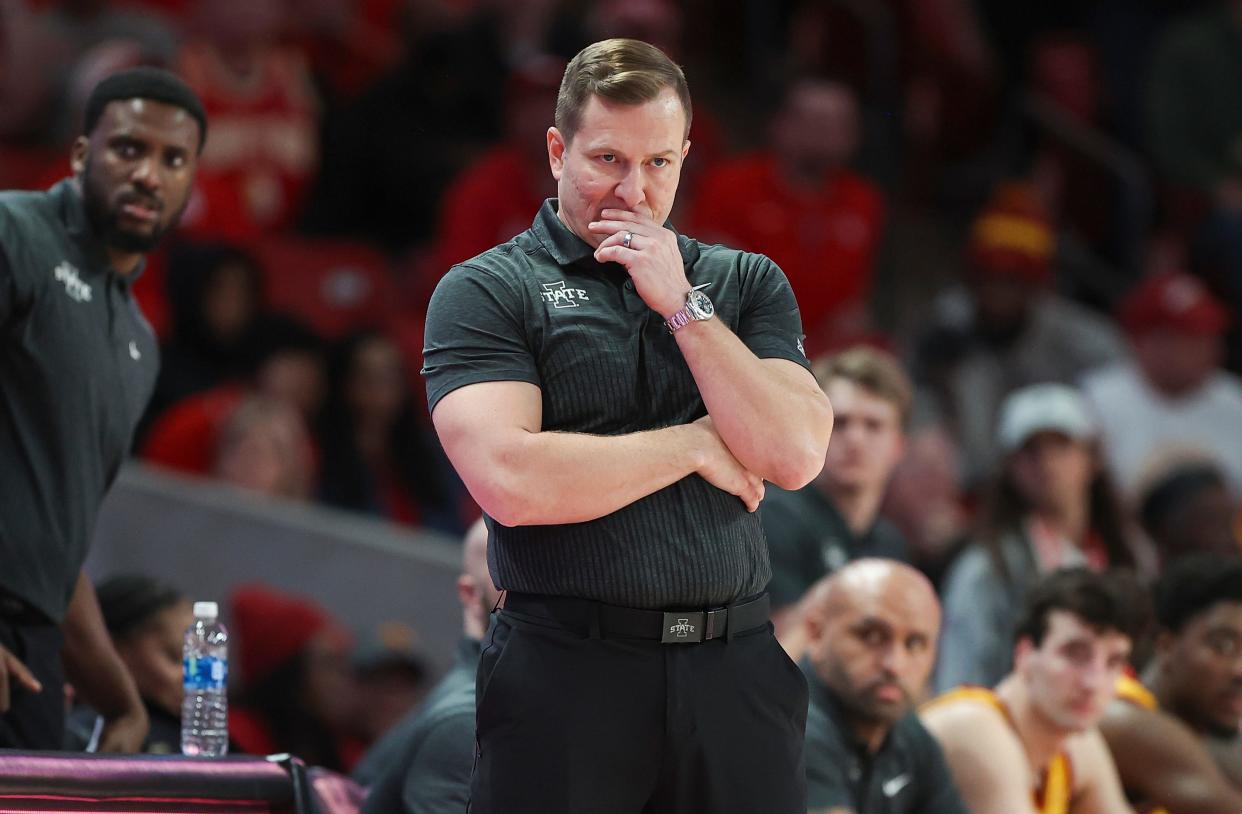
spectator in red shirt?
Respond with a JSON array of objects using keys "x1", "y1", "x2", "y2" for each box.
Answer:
[
  {"x1": 688, "y1": 78, "x2": 885, "y2": 356},
  {"x1": 140, "y1": 313, "x2": 327, "y2": 481},
  {"x1": 212, "y1": 394, "x2": 315, "y2": 501},
  {"x1": 175, "y1": 0, "x2": 319, "y2": 241},
  {"x1": 228, "y1": 585, "x2": 363, "y2": 772}
]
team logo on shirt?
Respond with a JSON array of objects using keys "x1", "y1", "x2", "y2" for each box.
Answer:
[
  {"x1": 882, "y1": 773, "x2": 912, "y2": 797},
  {"x1": 541, "y1": 280, "x2": 590, "y2": 308},
  {"x1": 53, "y1": 262, "x2": 91, "y2": 303}
]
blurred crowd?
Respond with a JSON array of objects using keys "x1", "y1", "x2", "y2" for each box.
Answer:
[
  {"x1": 5, "y1": 0, "x2": 1242, "y2": 806},
  {"x1": 6, "y1": 0, "x2": 1242, "y2": 541}
]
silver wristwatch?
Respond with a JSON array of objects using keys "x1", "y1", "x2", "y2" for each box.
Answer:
[{"x1": 665, "y1": 288, "x2": 715, "y2": 333}]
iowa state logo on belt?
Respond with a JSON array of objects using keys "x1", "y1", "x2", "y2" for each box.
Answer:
[{"x1": 668, "y1": 618, "x2": 696, "y2": 638}]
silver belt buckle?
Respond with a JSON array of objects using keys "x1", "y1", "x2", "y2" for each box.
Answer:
[{"x1": 661, "y1": 611, "x2": 706, "y2": 644}]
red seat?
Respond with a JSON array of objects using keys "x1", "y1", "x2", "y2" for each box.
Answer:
[
  {"x1": 0, "y1": 145, "x2": 66, "y2": 192},
  {"x1": 141, "y1": 386, "x2": 245, "y2": 475},
  {"x1": 252, "y1": 237, "x2": 399, "y2": 339}
]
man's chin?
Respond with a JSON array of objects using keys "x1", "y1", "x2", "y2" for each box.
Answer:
[
  {"x1": 860, "y1": 693, "x2": 909, "y2": 722},
  {"x1": 1204, "y1": 711, "x2": 1242, "y2": 738},
  {"x1": 106, "y1": 225, "x2": 164, "y2": 254},
  {"x1": 1057, "y1": 709, "x2": 1101, "y2": 734}
]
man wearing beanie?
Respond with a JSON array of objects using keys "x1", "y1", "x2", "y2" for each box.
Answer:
[
  {"x1": 913, "y1": 182, "x2": 1124, "y2": 488},
  {"x1": 0, "y1": 67, "x2": 206, "y2": 751},
  {"x1": 1081, "y1": 270, "x2": 1242, "y2": 499},
  {"x1": 227, "y1": 585, "x2": 360, "y2": 772}
]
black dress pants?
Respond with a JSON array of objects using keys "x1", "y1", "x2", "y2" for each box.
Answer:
[
  {"x1": 0, "y1": 616, "x2": 65, "y2": 750},
  {"x1": 469, "y1": 597, "x2": 808, "y2": 814}
]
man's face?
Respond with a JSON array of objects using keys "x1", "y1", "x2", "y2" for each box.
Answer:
[
  {"x1": 548, "y1": 88, "x2": 689, "y2": 248},
  {"x1": 820, "y1": 378, "x2": 905, "y2": 496},
  {"x1": 1153, "y1": 482, "x2": 1239, "y2": 563},
  {"x1": 115, "y1": 600, "x2": 194, "y2": 718},
  {"x1": 1133, "y1": 331, "x2": 1222, "y2": 397},
  {"x1": 74, "y1": 98, "x2": 200, "y2": 256},
  {"x1": 772, "y1": 82, "x2": 859, "y2": 178},
  {"x1": 1019, "y1": 610, "x2": 1131, "y2": 733},
  {"x1": 1161, "y1": 601, "x2": 1242, "y2": 736},
  {"x1": 1009, "y1": 431, "x2": 1095, "y2": 515},
  {"x1": 969, "y1": 272, "x2": 1039, "y2": 342},
  {"x1": 302, "y1": 633, "x2": 356, "y2": 732},
  {"x1": 808, "y1": 580, "x2": 939, "y2": 728},
  {"x1": 256, "y1": 351, "x2": 326, "y2": 419},
  {"x1": 346, "y1": 336, "x2": 407, "y2": 424}
]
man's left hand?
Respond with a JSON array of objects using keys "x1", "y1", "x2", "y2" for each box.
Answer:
[
  {"x1": 96, "y1": 704, "x2": 149, "y2": 753},
  {"x1": 590, "y1": 209, "x2": 691, "y2": 318}
]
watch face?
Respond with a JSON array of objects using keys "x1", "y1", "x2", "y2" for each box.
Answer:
[{"x1": 687, "y1": 289, "x2": 715, "y2": 320}]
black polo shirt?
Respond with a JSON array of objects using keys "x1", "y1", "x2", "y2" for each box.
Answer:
[
  {"x1": 0, "y1": 180, "x2": 159, "y2": 623},
  {"x1": 355, "y1": 638, "x2": 480, "y2": 814},
  {"x1": 423, "y1": 200, "x2": 809, "y2": 609},
  {"x1": 803, "y1": 662, "x2": 968, "y2": 814},
  {"x1": 761, "y1": 485, "x2": 909, "y2": 608}
]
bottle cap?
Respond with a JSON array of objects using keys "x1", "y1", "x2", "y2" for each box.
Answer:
[{"x1": 193, "y1": 601, "x2": 219, "y2": 619}]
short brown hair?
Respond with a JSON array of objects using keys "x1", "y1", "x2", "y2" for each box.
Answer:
[
  {"x1": 812, "y1": 346, "x2": 914, "y2": 427},
  {"x1": 1014, "y1": 567, "x2": 1149, "y2": 648},
  {"x1": 555, "y1": 38, "x2": 692, "y2": 142}
]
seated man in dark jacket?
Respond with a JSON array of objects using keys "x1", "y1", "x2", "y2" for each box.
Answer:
[
  {"x1": 797, "y1": 559, "x2": 967, "y2": 814},
  {"x1": 355, "y1": 518, "x2": 499, "y2": 813}
]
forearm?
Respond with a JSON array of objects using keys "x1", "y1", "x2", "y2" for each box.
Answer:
[
  {"x1": 61, "y1": 572, "x2": 144, "y2": 720},
  {"x1": 452, "y1": 423, "x2": 705, "y2": 527},
  {"x1": 674, "y1": 318, "x2": 832, "y2": 488}
]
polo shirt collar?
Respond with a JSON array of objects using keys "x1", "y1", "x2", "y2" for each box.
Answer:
[
  {"x1": 457, "y1": 636, "x2": 482, "y2": 671},
  {"x1": 531, "y1": 198, "x2": 700, "y2": 271},
  {"x1": 54, "y1": 178, "x2": 147, "y2": 282}
]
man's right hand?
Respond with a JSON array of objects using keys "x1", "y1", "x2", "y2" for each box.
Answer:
[
  {"x1": 0, "y1": 643, "x2": 42, "y2": 713},
  {"x1": 692, "y1": 415, "x2": 765, "y2": 512}
]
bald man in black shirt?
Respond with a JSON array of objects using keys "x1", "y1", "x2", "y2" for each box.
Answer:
[{"x1": 797, "y1": 560, "x2": 967, "y2": 814}]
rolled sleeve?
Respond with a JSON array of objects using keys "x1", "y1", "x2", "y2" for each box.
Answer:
[
  {"x1": 421, "y1": 263, "x2": 540, "y2": 414},
  {"x1": 736, "y1": 254, "x2": 810, "y2": 370}
]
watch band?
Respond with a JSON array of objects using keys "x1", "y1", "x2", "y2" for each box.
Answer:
[{"x1": 665, "y1": 306, "x2": 694, "y2": 333}]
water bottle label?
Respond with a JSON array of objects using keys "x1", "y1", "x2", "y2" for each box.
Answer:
[{"x1": 184, "y1": 655, "x2": 227, "y2": 691}]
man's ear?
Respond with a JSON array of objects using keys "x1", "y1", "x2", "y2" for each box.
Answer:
[
  {"x1": 456, "y1": 574, "x2": 477, "y2": 610},
  {"x1": 70, "y1": 136, "x2": 89, "y2": 176},
  {"x1": 803, "y1": 609, "x2": 826, "y2": 647},
  {"x1": 1153, "y1": 629, "x2": 1176, "y2": 666},
  {"x1": 1013, "y1": 636, "x2": 1034, "y2": 672},
  {"x1": 547, "y1": 127, "x2": 567, "y2": 180}
]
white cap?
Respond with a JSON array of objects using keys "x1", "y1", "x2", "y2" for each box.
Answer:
[
  {"x1": 996, "y1": 383, "x2": 1097, "y2": 454},
  {"x1": 193, "y1": 601, "x2": 219, "y2": 619}
]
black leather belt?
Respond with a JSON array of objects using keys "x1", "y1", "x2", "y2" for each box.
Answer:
[{"x1": 502, "y1": 592, "x2": 770, "y2": 644}]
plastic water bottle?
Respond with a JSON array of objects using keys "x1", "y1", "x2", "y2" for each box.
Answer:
[{"x1": 181, "y1": 601, "x2": 229, "y2": 757}]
